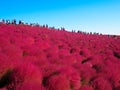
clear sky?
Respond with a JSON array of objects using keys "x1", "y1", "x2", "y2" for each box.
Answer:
[{"x1": 0, "y1": 0, "x2": 120, "y2": 35}]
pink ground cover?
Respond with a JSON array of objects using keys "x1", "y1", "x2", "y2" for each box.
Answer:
[{"x1": 0, "y1": 24, "x2": 120, "y2": 90}]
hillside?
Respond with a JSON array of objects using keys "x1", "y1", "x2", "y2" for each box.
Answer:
[{"x1": 0, "y1": 23, "x2": 120, "y2": 90}]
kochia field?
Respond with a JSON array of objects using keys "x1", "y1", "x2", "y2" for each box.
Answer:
[{"x1": 0, "y1": 24, "x2": 120, "y2": 90}]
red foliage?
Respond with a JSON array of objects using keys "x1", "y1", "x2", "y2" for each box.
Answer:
[
  {"x1": 91, "y1": 77, "x2": 112, "y2": 90},
  {"x1": 0, "y1": 24, "x2": 120, "y2": 90},
  {"x1": 46, "y1": 74, "x2": 70, "y2": 90},
  {"x1": 16, "y1": 83, "x2": 45, "y2": 90}
]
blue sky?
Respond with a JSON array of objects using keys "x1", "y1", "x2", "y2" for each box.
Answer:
[{"x1": 0, "y1": 0, "x2": 120, "y2": 35}]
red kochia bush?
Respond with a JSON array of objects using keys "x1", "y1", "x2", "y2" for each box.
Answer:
[
  {"x1": 0, "y1": 24, "x2": 120, "y2": 90},
  {"x1": 46, "y1": 74, "x2": 70, "y2": 90},
  {"x1": 0, "y1": 53, "x2": 14, "y2": 79},
  {"x1": 91, "y1": 77, "x2": 112, "y2": 90},
  {"x1": 6, "y1": 62, "x2": 43, "y2": 90},
  {"x1": 58, "y1": 66, "x2": 81, "y2": 90},
  {"x1": 9, "y1": 62, "x2": 42, "y2": 84}
]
